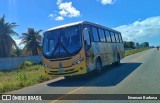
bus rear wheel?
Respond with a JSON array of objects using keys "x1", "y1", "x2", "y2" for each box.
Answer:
[{"x1": 95, "y1": 59, "x2": 102, "y2": 74}]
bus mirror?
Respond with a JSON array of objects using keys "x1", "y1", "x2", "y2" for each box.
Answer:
[{"x1": 40, "y1": 36, "x2": 43, "y2": 46}]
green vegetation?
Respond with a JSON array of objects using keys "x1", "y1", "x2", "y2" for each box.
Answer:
[
  {"x1": 125, "y1": 48, "x2": 149, "y2": 57},
  {"x1": 0, "y1": 15, "x2": 43, "y2": 57},
  {"x1": 11, "y1": 47, "x2": 23, "y2": 57},
  {"x1": 0, "y1": 61, "x2": 49, "y2": 93},
  {"x1": 21, "y1": 28, "x2": 42, "y2": 56},
  {"x1": 0, "y1": 15, "x2": 18, "y2": 57},
  {"x1": 124, "y1": 41, "x2": 150, "y2": 49},
  {"x1": 124, "y1": 41, "x2": 150, "y2": 57}
]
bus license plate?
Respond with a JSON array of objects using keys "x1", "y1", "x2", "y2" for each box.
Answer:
[{"x1": 58, "y1": 69, "x2": 65, "y2": 73}]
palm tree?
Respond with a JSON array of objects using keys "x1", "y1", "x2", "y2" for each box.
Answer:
[
  {"x1": 12, "y1": 47, "x2": 22, "y2": 56},
  {"x1": 21, "y1": 28, "x2": 42, "y2": 55},
  {"x1": 0, "y1": 15, "x2": 18, "y2": 57}
]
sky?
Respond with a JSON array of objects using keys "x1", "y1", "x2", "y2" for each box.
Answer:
[{"x1": 0, "y1": 0, "x2": 160, "y2": 47}]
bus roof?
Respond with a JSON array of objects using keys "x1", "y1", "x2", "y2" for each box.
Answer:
[{"x1": 47, "y1": 21, "x2": 121, "y2": 33}]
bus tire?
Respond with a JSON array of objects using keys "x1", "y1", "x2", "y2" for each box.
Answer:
[{"x1": 95, "y1": 59, "x2": 102, "y2": 74}]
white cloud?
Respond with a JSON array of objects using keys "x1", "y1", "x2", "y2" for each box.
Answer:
[
  {"x1": 114, "y1": 16, "x2": 160, "y2": 41},
  {"x1": 58, "y1": 2, "x2": 80, "y2": 17},
  {"x1": 48, "y1": 14, "x2": 54, "y2": 18},
  {"x1": 59, "y1": 10, "x2": 68, "y2": 16},
  {"x1": 99, "y1": 0, "x2": 115, "y2": 5},
  {"x1": 56, "y1": 0, "x2": 63, "y2": 5},
  {"x1": 49, "y1": 0, "x2": 80, "y2": 21},
  {"x1": 55, "y1": 16, "x2": 64, "y2": 21}
]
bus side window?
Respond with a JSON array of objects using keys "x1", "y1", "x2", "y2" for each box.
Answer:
[
  {"x1": 83, "y1": 28, "x2": 91, "y2": 51},
  {"x1": 105, "y1": 30, "x2": 111, "y2": 42},
  {"x1": 98, "y1": 28, "x2": 106, "y2": 42},
  {"x1": 115, "y1": 33, "x2": 120, "y2": 43},
  {"x1": 118, "y1": 33, "x2": 123, "y2": 43},
  {"x1": 92, "y1": 27, "x2": 99, "y2": 42},
  {"x1": 110, "y1": 31, "x2": 116, "y2": 42},
  {"x1": 117, "y1": 33, "x2": 121, "y2": 42}
]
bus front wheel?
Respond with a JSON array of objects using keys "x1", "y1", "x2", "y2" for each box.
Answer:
[{"x1": 95, "y1": 59, "x2": 102, "y2": 74}]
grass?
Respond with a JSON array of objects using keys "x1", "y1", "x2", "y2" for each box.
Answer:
[
  {"x1": 0, "y1": 64, "x2": 50, "y2": 93},
  {"x1": 125, "y1": 48, "x2": 149, "y2": 57}
]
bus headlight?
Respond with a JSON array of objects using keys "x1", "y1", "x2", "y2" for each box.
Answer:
[
  {"x1": 72, "y1": 57, "x2": 84, "y2": 65},
  {"x1": 44, "y1": 64, "x2": 51, "y2": 69}
]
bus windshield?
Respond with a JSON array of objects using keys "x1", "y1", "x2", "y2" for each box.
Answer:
[{"x1": 43, "y1": 25, "x2": 82, "y2": 59}]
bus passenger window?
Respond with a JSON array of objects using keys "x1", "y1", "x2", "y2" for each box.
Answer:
[
  {"x1": 98, "y1": 29, "x2": 106, "y2": 42},
  {"x1": 92, "y1": 27, "x2": 99, "y2": 42},
  {"x1": 115, "y1": 33, "x2": 120, "y2": 42},
  {"x1": 105, "y1": 30, "x2": 111, "y2": 42},
  {"x1": 118, "y1": 33, "x2": 123, "y2": 42},
  {"x1": 83, "y1": 28, "x2": 91, "y2": 51},
  {"x1": 110, "y1": 32, "x2": 116, "y2": 42}
]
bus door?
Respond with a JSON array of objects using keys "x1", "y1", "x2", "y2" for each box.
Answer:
[{"x1": 83, "y1": 25, "x2": 94, "y2": 72}]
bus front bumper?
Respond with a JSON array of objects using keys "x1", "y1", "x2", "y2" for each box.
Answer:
[{"x1": 44, "y1": 61, "x2": 87, "y2": 78}]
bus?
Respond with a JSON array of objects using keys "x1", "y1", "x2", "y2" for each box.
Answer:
[{"x1": 42, "y1": 21, "x2": 124, "y2": 78}]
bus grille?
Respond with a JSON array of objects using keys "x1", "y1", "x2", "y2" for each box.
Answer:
[
  {"x1": 48, "y1": 68, "x2": 78, "y2": 75},
  {"x1": 48, "y1": 71, "x2": 78, "y2": 75}
]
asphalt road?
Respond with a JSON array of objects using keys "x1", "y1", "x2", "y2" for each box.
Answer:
[{"x1": 1, "y1": 48, "x2": 160, "y2": 103}]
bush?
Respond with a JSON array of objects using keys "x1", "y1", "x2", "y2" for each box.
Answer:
[
  {"x1": 16, "y1": 82, "x2": 25, "y2": 88},
  {"x1": 36, "y1": 75, "x2": 49, "y2": 83},
  {"x1": 1, "y1": 83, "x2": 14, "y2": 93},
  {"x1": 16, "y1": 72, "x2": 27, "y2": 81},
  {"x1": 18, "y1": 61, "x2": 36, "y2": 70},
  {"x1": 0, "y1": 82, "x2": 25, "y2": 93},
  {"x1": 125, "y1": 48, "x2": 149, "y2": 57},
  {"x1": 26, "y1": 65, "x2": 41, "y2": 71},
  {"x1": 18, "y1": 63, "x2": 24, "y2": 70},
  {"x1": 0, "y1": 64, "x2": 50, "y2": 93},
  {"x1": 23, "y1": 61, "x2": 35, "y2": 66}
]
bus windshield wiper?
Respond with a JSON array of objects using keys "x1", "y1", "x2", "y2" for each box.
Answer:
[
  {"x1": 51, "y1": 37, "x2": 60, "y2": 56},
  {"x1": 60, "y1": 43, "x2": 72, "y2": 56},
  {"x1": 51, "y1": 37, "x2": 71, "y2": 57}
]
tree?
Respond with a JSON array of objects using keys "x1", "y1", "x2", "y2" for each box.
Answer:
[
  {"x1": 136, "y1": 42, "x2": 139, "y2": 48},
  {"x1": 11, "y1": 47, "x2": 22, "y2": 56},
  {"x1": 21, "y1": 28, "x2": 42, "y2": 55},
  {"x1": 129, "y1": 41, "x2": 135, "y2": 49},
  {"x1": 124, "y1": 41, "x2": 135, "y2": 49},
  {"x1": 143, "y1": 42, "x2": 149, "y2": 47},
  {"x1": 0, "y1": 15, "x2": 18, "y2": 57}
]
